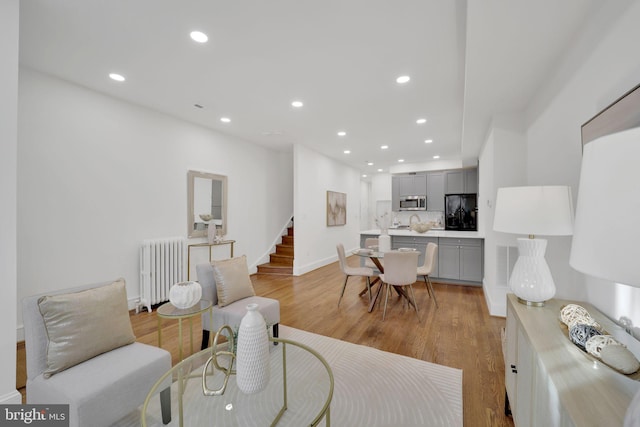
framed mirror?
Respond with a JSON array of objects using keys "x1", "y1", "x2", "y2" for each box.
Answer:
[{"x1": 187, "y1": 170, "x2": 228, "y2": 238}]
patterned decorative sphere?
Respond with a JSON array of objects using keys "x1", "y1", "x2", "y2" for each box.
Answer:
[
  {"x1": 169, "y1": 281, "x2": 202, "y2": 309},
  {"x1": 585, "y1": 335, "x2": 622, "y2": 359},
  {"x1": 569, "y1": 324, "x2": 602, "y2": 351},
  {"x1": 560, "y1": 304, "x2": 602, "y2": 330}
]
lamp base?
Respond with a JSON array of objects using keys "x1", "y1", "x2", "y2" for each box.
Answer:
[
  {"x1": 509, "y1": 237, "x2": 555, "y2": 306},
  {"x1": 517, "y1": 297, "x2": 545, "y2": 307}
]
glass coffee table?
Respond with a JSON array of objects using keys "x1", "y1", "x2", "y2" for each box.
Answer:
[{"x1": 142, "y1": 337, "x2": 334, "y2": 426}]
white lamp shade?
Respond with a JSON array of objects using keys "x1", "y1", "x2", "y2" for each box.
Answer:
[
  {"x1": 493, "y1": 186, "x2": 574, "y2": 236},
  {"x1": 570, "y1": 126, "x2": 640, "y2": 287}
]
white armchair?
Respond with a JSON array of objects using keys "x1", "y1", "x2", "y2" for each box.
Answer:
[
  {"x1": 197, "y1": 258, "x2": 280, "y2": 349},
  {"x1": 22, "y1": 279, "x2": 171, "y2": 427}
]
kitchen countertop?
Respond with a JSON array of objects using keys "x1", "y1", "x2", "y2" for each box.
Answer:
[{"x1": 360, "y1": 228, "x2": 485, "y2": 239}]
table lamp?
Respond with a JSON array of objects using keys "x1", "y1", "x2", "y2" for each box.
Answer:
[
  {"x1": 493, "y1": 186, "x2": 574, "y2": 306},
  {"x1": 570, "y1": 126, "x2": 640, "y2": 288},
  {"x1": 568, "y1": 126, "x2": 640, "y2": 426}
]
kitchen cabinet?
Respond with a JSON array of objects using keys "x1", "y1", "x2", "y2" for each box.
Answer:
[
  {"x1": 445, "y1": 168, "x2": 477, "y2": 194},
  {"x1": 391, "y1": 177, "x2": 400, "y2": 211},
  {"x1": 426, "y1": 172, "x2": 444, "y2": 212},
  {"x1": 392, "y1": 235, "x2": 438, "y2": 276},
  {"x1": 504, "y1": 294, "x2": 640, "y2": 426},
  {"x1": 464, "y1": 168, "x2": 478, "y2": 194},
  {"x1": 437, "y1": 237, "x2": 483, "y2": 282},
  {"x1": 445, "y1": 170, "x2": 464, "y2": 194},
  {"x1": 397, "y1": 173, "x2": 427, "y2": 196}
]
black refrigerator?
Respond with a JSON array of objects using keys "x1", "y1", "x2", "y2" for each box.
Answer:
[{"x1": 445, "y1": 194, "x2": 478, "y2": 231}]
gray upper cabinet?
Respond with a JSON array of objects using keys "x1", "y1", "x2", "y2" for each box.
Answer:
[
  {"x1": 398, "y1": 173, "x2": 427, "y2": 196},
  {"x1": 445, "y1": 170, "x2": 464, "y2": 194},
  {"x1": 445, "y1": 168, "x2": 477, "y2": 194},
  {"x1": 426, "y1": 172, "x2": 444, "y2": 211},
  {"x1": 391, "y1": 176, "x2": 400, "y2": 211},
  {"x1": 464, "y1": 168, "x2": 478, "y2": 194}
]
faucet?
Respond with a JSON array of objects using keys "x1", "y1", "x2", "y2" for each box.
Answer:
[{"x1": 409, "y1": 214, "x2": 421, "y2": 225}]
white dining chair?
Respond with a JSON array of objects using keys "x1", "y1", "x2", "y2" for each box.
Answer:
[
  {"x1": 380, "y1": 250, "x2": 420, "y2": 321},
  {"x1": 417, "y1": 242, "x2": 439, "y2": 308},
  {"x1": 336, "y1": 243, "x2": 375, "y2": 306}
]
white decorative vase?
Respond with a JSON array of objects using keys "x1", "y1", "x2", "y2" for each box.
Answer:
[
  {"x1": 169, "y1": 281, "x2": 202, "y2": 309},
  {"x1": 207, "y1": 222, "x2": 216, "y2": 244},
  {"x1": 236, "y1": 303, "x2": 270, "y2": 394},
  {"x1": 379, "y1": 233, "x2": 391, "y2": 252}
]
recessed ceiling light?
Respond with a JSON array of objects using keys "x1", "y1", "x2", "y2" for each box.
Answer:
[
  {"x1": 424, "y1": 139, "x2": 433, "y2": 144},
  {"x1": 220, "y1": 117, "x2": 231, "y2": 123},
  {"x1": 362, "y1": 174, "x2": 367, "y2": 178},
  {"x1": 109, "y1": 73, "x2": 125, "y2": 82},
  {"x1": 381, "y1": 145, "x2": 389, "y2": 150},
  {"x1": 433, "y1": 155, "x2": 440, "y2": 159},
  {"x1": 291, "y1": 100, "x2": 304, "y2": 108},
  {"x1": 398, "y1": 159, "x2": 405, "y2": 163},
  {"x1": 337, "y1": 131, "x2": 346, "y2": 137},
  {"x1": 416, "y1": 118, "x2": 427, "y2": 124},
  {"x1": 343, "y1": 150, "x2": 351, "y2": 154},
  {"x1": 377, "y1": 168, "x2": 383, "y2": 172},
  {"x1": 190, "y1": 31, "x2": 208, "y2": 43},
  {"x1": 396, "y1": 75, "x2": 411, "y2": 84},
  {"x1": 367, "y1": 162, "x2": 374, "y2": 166}
]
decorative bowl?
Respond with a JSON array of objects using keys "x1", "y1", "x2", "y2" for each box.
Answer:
[{"x1": 410, "y1": 222, "x2": 434, "y2": 233}]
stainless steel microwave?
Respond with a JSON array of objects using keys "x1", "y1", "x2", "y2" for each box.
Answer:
[{"x1": 399, "y1": 196, "x2": 426, "y2": 211}]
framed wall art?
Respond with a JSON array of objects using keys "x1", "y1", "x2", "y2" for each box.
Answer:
[{"x1": 326, "y1": 191, "x2": 346, "y2": 226}]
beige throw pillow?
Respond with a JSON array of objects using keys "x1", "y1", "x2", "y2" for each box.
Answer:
[
  {"x1": 38, "y1": 278, "x2": 136, "y2": 378},
  {"x1": 212, "y1": 255, "x2": 255, "y2": 307}
]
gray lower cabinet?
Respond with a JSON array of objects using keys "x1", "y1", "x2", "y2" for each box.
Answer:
[
  {"x1": 437, "y1": 237, "x2": 483, "y2": 282},
  {"x1": 358, "y1": 234, "x2": 483, "y2": 283},
  {"x1": 392, "y1": 235, "x2": 438, "y2": 277}
]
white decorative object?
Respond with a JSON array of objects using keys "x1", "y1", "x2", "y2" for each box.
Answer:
[
  {"x1": 207, "y1": 221, "x2": 216, "y2": 244},
  {"x1": 585, "y1": 335, "x2": 621, "y2": 359},
  {"x1": 560, "y1": 304, "x2": 602, "y2": 330},
  {"x1": 169, "y1": 281, "x2": 202, "y2": 309},
  {"x1": 493, "y1": 186, "x2": 574, "y2": 306},
  {"x1": 236, "y1": 303, "x2": 270, "y2": 394},
  {"x1": 378, "y1": 233, "x2": 391, "y2": 253}
]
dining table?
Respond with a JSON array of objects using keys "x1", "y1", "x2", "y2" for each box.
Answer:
[{"x1": 353, "y1": 248, "x2": 420, "y2": 313}]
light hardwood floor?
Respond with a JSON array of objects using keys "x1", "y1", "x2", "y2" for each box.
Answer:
[{"x1": 18, "y1": 255, "x2": 513, "y2": 427}]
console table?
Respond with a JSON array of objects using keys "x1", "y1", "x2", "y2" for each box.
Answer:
[
  {"x1": 187, "y1": 240, "x2": 235, "y2": 280},
  {"x1": 504, "y1": 294, "x2": 640, "y2": 426}
]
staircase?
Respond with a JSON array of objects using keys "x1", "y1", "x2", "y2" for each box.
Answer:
[{"x1": 257, "y1": 225, "x2": 294, "y2": 275}]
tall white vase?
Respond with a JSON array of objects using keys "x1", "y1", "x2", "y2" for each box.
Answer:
[
  {"x1": 236, "y1": 303, "x2": 270, "y2": 394},
  {"x1": 379, "y1": 233, "x2": 391, "y2": 252},
  {"x1": 207, "y1": 222, "x2": 216, "y2": 244}
]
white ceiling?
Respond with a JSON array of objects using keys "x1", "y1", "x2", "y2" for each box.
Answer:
[{"x1": 18, "y1": 0, "x2": 604, "y2": 177}]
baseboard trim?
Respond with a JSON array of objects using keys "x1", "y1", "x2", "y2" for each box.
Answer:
[{"x1": 0, "y1": 390, "x2": 22, "y2": 404}]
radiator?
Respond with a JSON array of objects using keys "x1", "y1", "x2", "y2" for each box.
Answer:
[{"x1": 139, "y1": 237, "x2": 186, "y2": 312}]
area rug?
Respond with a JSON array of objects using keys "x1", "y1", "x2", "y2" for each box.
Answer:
[{"x1": 117, "y1": 325, "x2": 462, "y2": 426}]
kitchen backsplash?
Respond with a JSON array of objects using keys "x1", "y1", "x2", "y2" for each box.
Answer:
[{"x1": 393, "y1": 211, "x2": 445, "y2": 228}]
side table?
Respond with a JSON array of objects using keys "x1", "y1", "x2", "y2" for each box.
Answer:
[
  {"x1": 157, "y1": 299, "x2": 212, "y2": 361},
  {"x1": 187, "y1": 240, "x2": 236, "y2": 280}
]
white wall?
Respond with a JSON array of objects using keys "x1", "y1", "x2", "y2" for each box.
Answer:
[
  {"x1": 293, "y1": 144, "x2": 361, "y2": 275},
  {"x1": 0, "y1": 0, "x2": 21, "y2": 404},
  {"x1": 479, "y1": 118, "x2": 526, "y2": 317},
  {"x1": 525, "y1": 1, "x2": 640, "y2": 328},
  {"x1": 17, "y1": 69, "x2": 293, "y2": 336}
]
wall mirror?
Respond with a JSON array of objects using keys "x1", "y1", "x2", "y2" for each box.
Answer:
[{"x1": 187, "y1": 170, "x2": 227, "y2": 238}]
